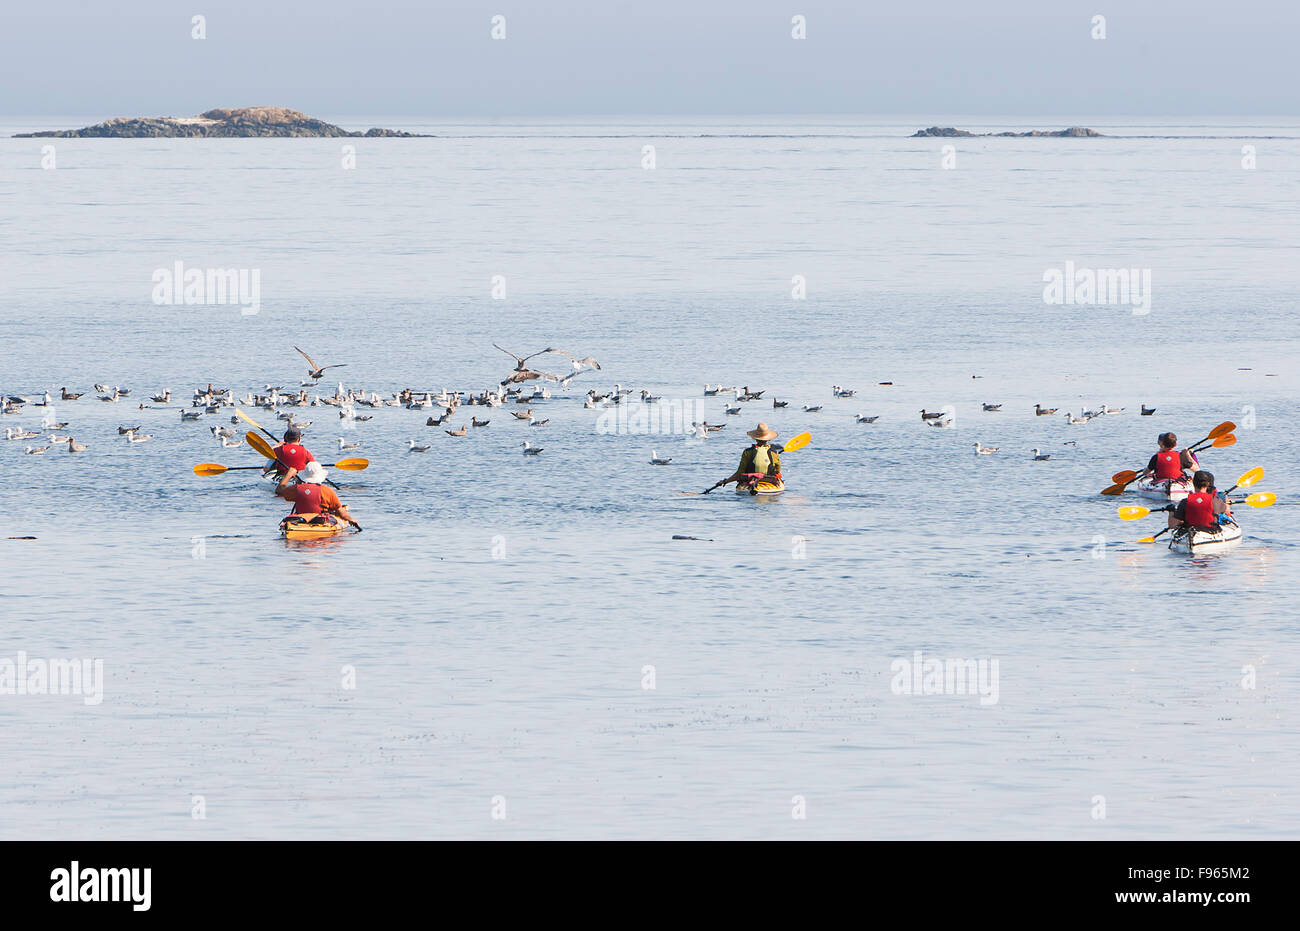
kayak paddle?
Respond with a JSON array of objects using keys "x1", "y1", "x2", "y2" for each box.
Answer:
[
  {"x1": 246, "y1": 430, "x2": 276, "y2": 460},
  {"x1": 1124, "y1": 492, "x2": 1275, "y2": 522},
  {"x1": 235, "y1": 407, "x2": 280, "y2": 444},
  {"x1": 194, "y1": 457, "x2": 369, "y2": 477}
]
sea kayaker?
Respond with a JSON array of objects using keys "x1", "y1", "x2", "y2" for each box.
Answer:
[
  {"x1": 264, "y1": 426, "x2": 316, "y2": 491},
  {"x1": 275, "y1": 462, "x2": 360, "y2": 530},
  {"x1": 714, "y1": 422, "x2": 782, "y2": 492},
  {"x1": 1140, "y1": 432, "x2": 1198, "y2": 485},
  {"x1": 1167, "y1": 470, "x2": 1230, "y2": 531}
]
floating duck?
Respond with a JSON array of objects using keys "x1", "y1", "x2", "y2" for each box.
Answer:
[
  {"x1": 1031, "y1": 448, "x2": 1051, "y2": 461},
  {"x1": 521, "y1": 441, "x2": 543, "y2": 455},
  {"x1": 803, "y1": 405, "x2": 823, "y2": 413},
  {"x1": 408, "y1": 439, "x2": 431, "y2": 452},
  {"x1": 982, "y1": 403, "x2": 1002, "y2": 411},
  {"x1": 337, "y1": 437, "x2": 361, "y2": 450},
  {"x1": 973, "y1": 442, "x2": 998, "y2": 455},
  {"x1": 772, "y1": 399, "x2": 789, "y2": 408},
  {"x1": 126, "y1": 433, "x2": 153, "y2": 443},
  {"x1": 1065, "y1": 411, "x2": 1090, "y2": 425},
  {"x1": 472, "y1": 417, "x2": 491, "y2": 428},
  {"x1": 445, "y1": 426, "x2": 468, "y2": 437},
  {"x1": 1140, "y1": 404, "x2": 1156, "y2": 416},
  {"x1": 24, "y1": 445, "x2": 49, "y2": 454},
  {"x1": 66, "y1": 437, "x2": 87, "y2": 453},
  {"x1": 855, "y1": 414, "x2": 880, "y2": 424},
  {"x1": 60, "y1": 388, "x2": 83, "y2": 400},
  {"x1": 1034, "y1": 404, "x2": 1058, "y2": 416},
  {"x1": 724, "y1": 403, "x2": 741, "y2": 415},
  {"x1": 650, "y1": 450, "x2": 672, "y2": 465}
]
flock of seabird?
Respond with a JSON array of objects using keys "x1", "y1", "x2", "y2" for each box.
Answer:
[{"x1": 2, "y1": 347, "x2": 1162, "y2": 465}]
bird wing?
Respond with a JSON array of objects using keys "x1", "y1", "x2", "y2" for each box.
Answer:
[
  {"x1": 319, "y1": 364, "x2": 347, "y2": 372},
  {"x1": 492, "y1": 343, "x2": 525, "y2": 364},
  {"x1": 542, "y1": 348, "x2": 601, "y2": 370},
  {"x1": 295, "y1": 347, "x2": 321, "y2": 371}
]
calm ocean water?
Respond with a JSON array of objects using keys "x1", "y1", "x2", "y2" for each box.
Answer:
[{"x1": 0, "y1": 117, "x2": 1296, "y2": 838}]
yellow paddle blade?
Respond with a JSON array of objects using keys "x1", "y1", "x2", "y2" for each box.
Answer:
[
  {"x1": 781, "y1": 432, "x2": 811, "y2": 453},
  {"x1": 1211, "y1": 434, "x2": 1236, "y2": 448},
  {"x1": 1137, "y1": 536, "x2": 1157, "y2": 544},
  {"x1": 1243, "y1": 491, "x2": 1276, "y2": 507},
  {"x1": 332, "y1": 457, "x2": 369, "y2": 471},
  {"x1": 1100, "y1": 483, "x2": 1126, "y2": 496},
  {"x1": 246, "y1": 430, "x2": 276, "y2": 460},
  {"x1": 1119, "y1": 505, "x2": 1151, "y2": 521},
  {"x1": 193, "y1": 463, "x2": 228, "y2": 476},
  {"x1": 1208, "y1": 421, "x2": 1235, "y2": 439},
  {"x1": 1235, "y1": 466, "x2": 1264, "y2": 488},
  {"x1": 234, "y1": 407, "x2": 267, "y2": 432}
]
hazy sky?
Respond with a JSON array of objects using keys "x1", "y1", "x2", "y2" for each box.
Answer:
[{"x1": 3, "y1": 0, "x2": 1297, "y2": 116}]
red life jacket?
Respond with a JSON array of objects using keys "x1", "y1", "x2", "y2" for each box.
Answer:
[
  {"x1": 277, "y1": 443, "x2": 314, "y2": 472},
  {"x1": 1184, "y1": 490, "x2": 1215, "y2": 526},
  {"x1": 1154, "y1": 449, "x2": 1183, "y2": 480},
  {"x1": 292, "y1": 483, "x2": 325, "y2": 514}
]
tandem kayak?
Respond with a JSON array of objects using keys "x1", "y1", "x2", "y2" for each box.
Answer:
[
  {"x1": 282, "y1": 513, "x2": 347, "y2": 540},
  {"x1": 737, "y1": 479, "x2": 785, "y2": 496},
  {"x1": 1136, "y1": 477, "x2": 1192, "y2": 503},
  {"x1": 1168, "y1": 520, "x2": 1242, "y2": 555}
]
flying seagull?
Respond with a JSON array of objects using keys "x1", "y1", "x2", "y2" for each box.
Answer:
[{"x1": 296, "y1": 347, "x2": 347, "y2": 380}]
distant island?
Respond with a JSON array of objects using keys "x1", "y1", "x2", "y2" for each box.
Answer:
[
  {"x1": 913, "y1": 126, "x2": 1103, "y2": 138},
  {"x1": 15, "y1": 106, "x2": 427, "y2": 138}
]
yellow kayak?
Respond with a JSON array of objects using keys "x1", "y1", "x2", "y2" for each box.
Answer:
[
  {"x1": 737, "y1": 479, "x2": 785, "y2": 496},
  {"x1": 281, "y1": 513, "x2": 347, "y2": 540}
]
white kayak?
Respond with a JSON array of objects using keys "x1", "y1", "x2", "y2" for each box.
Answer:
[
  {"x1": 1168, "y1": 520, "x2": 1243, "y2": 555},
  {"x1": 1136, "y1": 477, "x2": 1192, "y2": 503}
]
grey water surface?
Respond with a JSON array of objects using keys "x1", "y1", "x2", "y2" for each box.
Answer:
[{"x1": 0, "y1": 117, "x2": 1296, "y2": 838}]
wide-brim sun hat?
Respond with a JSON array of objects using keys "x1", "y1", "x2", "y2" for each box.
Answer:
[
  {"x1": 746, "y1": 422, "x2": 778, "y2": 441},
  {"x1": 299, "y1": 461, "x2": 330, "y2": 484}
]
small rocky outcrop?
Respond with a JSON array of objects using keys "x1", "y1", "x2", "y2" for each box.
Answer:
[
  {"x1": 912, "y1": 126, "x2": 1103, "y2": 138},
  {"x1": 16, "y1": 106, "x2": 427, "y2": 138}
]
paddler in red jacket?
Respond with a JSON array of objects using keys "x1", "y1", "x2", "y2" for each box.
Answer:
[
  {"x1": 275, "y1": 462, "x2": 360, "y2": 530},
  {"x1": 1140, "y1": 432, "x2": 1198, "y2": 485},
  {"x1": 263, "y1": 426, "x2": 316, "y2": 491},
  {"x1": 1168, "y1": 470, "x2": 1230, "y2": 531}
]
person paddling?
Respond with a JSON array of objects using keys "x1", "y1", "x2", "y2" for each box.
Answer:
[
  {"x1": 1167, "y1": 469, "x2": 1231, "y2": 533},
  {"x1": 1140, "y1": 432, "x2": 1198, "y2": 487},
  {"x1": 264, "y1": 426, "x2": 316, "y2": 491},
  {"x1": 276, "y1": 462, "x2": 360, "y2": 530},
  {"x1": 713, "y1": 422, "x2": 782, "y2": 492}
]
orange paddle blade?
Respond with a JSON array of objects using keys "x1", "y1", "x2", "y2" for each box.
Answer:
[
  {"x1": 193, "y1": 463, "x2": 228, "y2": 476},
  {"x1": 1208, "y1": 421, "x2": 1235, "y2": 439},
  {"x1": 1100, "y1": 483, "x2": 1127, "y2": 496},
  {"x1": 246, "y1": 431, "x2": 276, "y2": 460}
]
